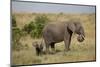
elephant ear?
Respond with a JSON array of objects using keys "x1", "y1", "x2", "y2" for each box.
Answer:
[{"x1": 67, "y1": 22, "x2": 76, "y2": 33}]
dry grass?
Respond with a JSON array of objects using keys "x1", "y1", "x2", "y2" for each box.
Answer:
[{"x1": 11, "y1": 13, "x2": 96, "y2": 65}]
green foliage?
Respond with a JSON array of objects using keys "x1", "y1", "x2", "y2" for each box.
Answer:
[
  {"x1": 31, "y1": 15, "x2": 49, "y2": 38},
  {"x1": 12, "y1": 27, "x2": 23, "y2": 51},
  {"x1": 23, "y1": 15, "x2": 49, "y2": 38},
  {"x1": 12, "y1": 15, "x2": 17, "y2": 27},
  {"x1": 23, "y1": 21, "x2": 35, "y2": 34},
  {"x1": 35, "y1": 15, "x2": 49, "y2": 24}
]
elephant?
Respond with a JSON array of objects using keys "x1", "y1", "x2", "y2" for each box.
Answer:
[
  {"x1": 42, "y1": 21, "x2": 85, "y2": 54},
  {"x1": 32, "y1": 42, "x2": 43, "y2": 56}
]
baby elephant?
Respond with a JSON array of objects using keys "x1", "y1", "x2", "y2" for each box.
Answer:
[{"x1": 32, "y1": 42, "x2": 43, "y2": 56}]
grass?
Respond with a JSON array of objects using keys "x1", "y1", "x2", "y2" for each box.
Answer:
[
  {"x1": 11, "y1": 13, "x2": 96, "y2": 65},
  {"x1": 12, "y1": 42, "x2": 95, "y2": 65}
]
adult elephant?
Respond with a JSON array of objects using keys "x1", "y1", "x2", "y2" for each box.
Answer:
[{"x1": 42, "y1": 21, "x2": 85, "y2": 54}]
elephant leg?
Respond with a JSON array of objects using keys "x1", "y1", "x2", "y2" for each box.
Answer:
[
  {"x1": 43, "y1": 35, "x2": 50, "y2": 54},
  {"x1": 50, "y1": 42, "x2": 55, "y2": 54},
  {"x1": 43, "y1": 31, "x2": 54, "y2": 54},
  {"x1": 45, "y1": 43, "x2": 50, "y2": 54},
  {"x1": 64, "y1": 33, "x2": 72, "y2": 51}
]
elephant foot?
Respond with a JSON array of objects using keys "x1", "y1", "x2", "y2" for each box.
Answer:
[{"x1": 64, "y1": 48, "x2": 70, "y2": 52}]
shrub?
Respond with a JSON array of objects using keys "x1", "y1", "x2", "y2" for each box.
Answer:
[
  {"x1": 12, "y1": 15, "x2": 17, "y2": 27},
  {"x1": 23, "y1": 15, "x2": 49, "y2": 38},
  {"x1": 12, "y1": 27, "x2": 23, "y2": 51},
  {"x1": 31, "y1": 15, "x2": 49, "y2": 38},
  {"x1": 35, "y1": 15, "x2": 49, "y2": 24},
  {"x1": 23, "y1": 21, "x2": 35, "y2": 34}
]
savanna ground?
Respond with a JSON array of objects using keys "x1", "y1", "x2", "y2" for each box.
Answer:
[{"x1": 11, "y1": 13, "x2": 96, "y2": 65}]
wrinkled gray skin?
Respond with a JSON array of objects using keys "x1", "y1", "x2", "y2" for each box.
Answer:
[{"x1": 42, "y1": 21, "x2": 85, "y2": 54}]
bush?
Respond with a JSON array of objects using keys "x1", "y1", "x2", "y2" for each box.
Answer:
[
  {"x1": 31, "y1": 15, "x2": 49, "y2": 38},
  {"x1": 35, "y1": 15, "x2": 49, "y2": 24},
  {"x1": 23, "y1": 21, "x2": 35, "y2": 34},
  {"x1": 12, "y1": 27, "x2": 23, "y2": 51},
  {"x1": 12, "y1": 15, "x2": 17, "y2": 27},
  {"x1": 23, "y1": 15, "x2": 49, "y2": 38}
]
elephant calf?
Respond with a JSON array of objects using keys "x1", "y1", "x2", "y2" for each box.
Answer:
[{"x1": 32, "y1": 42, "x2": 43, "y2": 56}]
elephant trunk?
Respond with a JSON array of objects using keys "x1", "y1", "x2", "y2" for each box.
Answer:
[{"x1": 77, "y1": 34, "x2": 85, "y2": 42}]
